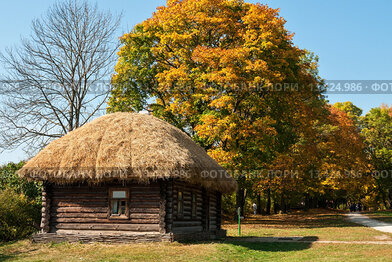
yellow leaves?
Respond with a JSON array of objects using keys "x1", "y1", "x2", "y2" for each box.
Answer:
[
  {"x1": 156, "y1": 65, "x2": 190, "y2": 90},
  {"x1": 207, "y1": 148, "x2": 236, "y2": 167},
  {"x1": 196, "y1": 114, "x2": 227, "y2": 140},
  {"x1": 245, "y1": 59, "x2": 268, "y2": 74},
  {"x1": 167, "y1": 0, "x2": 182, "y2": 6},
  {"x1": 311, "y1": 106, "x2": 376, "y2": 195},
  {"x1": 192, "y1": 46, "x2": 246, "y2": 68},
  {"x1": 209, "y1": 95, "x2": 234, "y2": 110},
  {"x1": 118, "y1": 0, "x2": 298, "y2": 92}
]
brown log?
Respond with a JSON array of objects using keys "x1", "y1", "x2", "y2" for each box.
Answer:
[
  {"x1": 51, "y1": 212, "x2": 108, "y2": 218},
  {"x1": 52, "y1": 198, "x2": 108, "y2": 203},
  {"x1": 52, "y1": 187, "x2": 107, "y2": 193},
  {"x1": 130, "y1": 202, "x2": 160, "y2": 208},
  {"x1": 52, "y1": 223, "x2": 160, "y2": 232},
  {"x1": 130, "y1": 197, "x2": 160, "y2": 203},
  {"x1": 173, "y1": 221, "x2": 202, "y2": 227},
  {"x1": 51, "y1": 194, "x2": 108, "y2": 199},
  {"x1": 130, "y1": 193, "x2": 160, "y2": 198},
  {"x1": 53, "y1": 207, "x2": 108, "y2": 213},
  {"x1": 130, "y1": 213, "x2": 160, "y2": 219},
  {"x1": 129, "y1": 207, "x2": 160, "y2": 213},
  {"x1": 52, "y1": 201, "x2": 107, "y2": 207},
  {"x1": 51, "y1": 217, "x2": 160, "y2": 224}
]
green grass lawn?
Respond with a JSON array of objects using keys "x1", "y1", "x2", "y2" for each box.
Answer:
[
  {"x1": 1, "y1": 209, "x2": 392, "y2": 262},
  {"x1": 224, "y1": 209, "x2": 392, "y2": 242},
  {"x1": 1, "y1": 240, "x2": 392, "y2": 262},
  {"x1": 365, "y1": 210, "x2": 392, "y2": 224}
]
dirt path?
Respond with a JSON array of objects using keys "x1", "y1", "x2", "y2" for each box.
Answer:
[{"x1": 346, "y1": 213, "x2": 392, "y2": 233}]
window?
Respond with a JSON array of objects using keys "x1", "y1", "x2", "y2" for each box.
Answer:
[
  {"x1": 191, "y1": 192, "x2": 197, "y2": 218},
  {"x1": 109, "y1": 188, "x2": 129, "y2": 218},
  {"x1": 177, "y1": 191, "x2": 183, "y2": 217}
]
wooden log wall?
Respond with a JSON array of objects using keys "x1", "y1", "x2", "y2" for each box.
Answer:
[
  {"x1": 208, "y1": 191, "x2": 217, "y2": 231},
  {"x1": 49, "y1": 182, "x2": 162, "y2": 233},
  {"x1": 201, "y1": 188, "x2": 207, "y2": 232},
  {"x1": 40, "y1": 183, "x2": 51, "y2": 233},
  {"x1": 159, "y1": 181, "x2": 167, "y2": 234},
  {"x1": 171, "y1": 181, "x2": 203, "y2": 233},
  {"x1": 171, "y1": 181, "x2": 221, "y2": 233},
  {"x1": 216, "y1": 192, "x2": 222, "y2": 230},
  {"x1": 165, "y1": 180, "x2": 174, "y2": 233}
]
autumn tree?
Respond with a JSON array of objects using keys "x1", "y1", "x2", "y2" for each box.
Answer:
[
  {"x1": 362, "y1": 105, "x2": 392, "y2": 208},
  {"x1": 333, "y1": 101, "x2": 363, "y2": 127},
  {"x1": 256, "y1": 103, "x2": 374, "y2": 211},
  {"x1": 109, "y1": 0, "x2": 325, "y2": 215},
  {"x1": 320, "y1": 106, "x2": 373, "y2": 205}
]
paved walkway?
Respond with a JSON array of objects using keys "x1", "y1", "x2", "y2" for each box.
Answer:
[{"x1": 346, "y1": 213, "x2": 392, "y2": 233}]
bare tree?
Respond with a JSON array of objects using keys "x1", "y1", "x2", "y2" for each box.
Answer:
[{"x1": 0, "y1": 0, "x2": 121, "y2": 153}]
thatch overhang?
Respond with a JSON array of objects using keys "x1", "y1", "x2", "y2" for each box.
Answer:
[{"x1": 18, "y1": 112, "x2": 237, "y2": 194}]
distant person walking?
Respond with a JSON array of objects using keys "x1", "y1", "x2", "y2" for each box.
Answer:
[{"x1": 252, "y1": 203, "x2": 257, "y2": 215}]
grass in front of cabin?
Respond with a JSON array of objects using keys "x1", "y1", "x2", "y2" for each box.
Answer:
[
  {"x1": 1, "y1": 209, "x2": 392, "y2": 261},
  {"x1": 1, "y1": 240, "x2": 392, "y2": 262},
  {"x1": 365, "y1": 210, "x2": 392, "y2": 224},
  {"x1": 224, "y1": 209, "x2": 392, "y2": 242}
]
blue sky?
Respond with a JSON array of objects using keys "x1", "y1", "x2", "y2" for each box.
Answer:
[{"x1": 0, "y1": 0, "x2": 391, "y2": 163}]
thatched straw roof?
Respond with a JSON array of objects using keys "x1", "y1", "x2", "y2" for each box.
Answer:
[{"x1": 18, "y1": 112, "x2": 237, "y2": 193}]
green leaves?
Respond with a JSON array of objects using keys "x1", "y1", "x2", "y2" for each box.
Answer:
[
  {"x1": 0, "y1": 189, "x2": 41, "y2": 241},
  {"x1": 0, "y1": 162, "x2": 42, "y2": 241},
  {"x1": 0, "y1": 162, "x2": 42, "y2": 202}
]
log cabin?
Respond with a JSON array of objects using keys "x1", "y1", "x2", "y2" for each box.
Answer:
[{"x1": 18, "y1": 112, "x2": 237, "y2": 243}]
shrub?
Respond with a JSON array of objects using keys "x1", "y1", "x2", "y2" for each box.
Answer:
[
  {"x1": 0, "y1": 162, "x2": 42, "y2": 202},
  {"x1": 0, "y1": 162, "x2": 42, "y2": 241},
  {"x1": 0, "y1": 189, "x2": 41, "y2": 241}
]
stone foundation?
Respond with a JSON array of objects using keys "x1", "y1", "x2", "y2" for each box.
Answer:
[{"x1": 32, "y1": 230, "x2": 227, "y2": 244}]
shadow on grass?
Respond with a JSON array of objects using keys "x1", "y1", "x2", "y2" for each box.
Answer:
[
  {"x1": 0, "y1": 240, "x2": 40, "y2": 262},
  {"x1": 239, "y1": 216, "x2": 359, "y2": 228},
  {"x1": 365, "y1": 211, "x2": 392, "y2": 223},
  {"x1": 0, "y1": 241, "x2": 15, "y2": 248},
  {"x1": 0, "y1": 241, "x2": 15, "y2": 262},
  {"x1": 225, "y1": 209, "x2": 362, "y2": 229},
  {"x1": 0, "y1": 253, "x2": 13, "y2": 262},
  {"x1": 177, "y1": 236, "x2": 317, "y2": 253},
  {"x1": 371, "y1": 217, "x2": 392, "y2": 223},
  {"x1": 226, "y1": 241, "x2": 312, "y2": 252},
  {"x1": 224, "y1": 236, "x2": 318, "y2": 252}
]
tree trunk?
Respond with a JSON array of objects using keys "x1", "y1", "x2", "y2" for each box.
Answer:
[
  {"x1": 273, "y1": 201, "x2": 280, "y2": 214},
  {"x1": 304, "y1": 193, "x2": 310, "y2": 210},
  {"x1": 281, "y1": 193, "x2": 286, "y2": 213},
  {"x1": 235, "y1": 187, "x2": 247, "y2": 218},
  {"x1": 388, "y1": 189, "x2": 392, "y2": 209},
  {"x1": 266, "y1": 188, "x2": 271, "y2": 215},
  {"x1": 256, "y1": 193, "x2": 261, "y2": 214}
]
